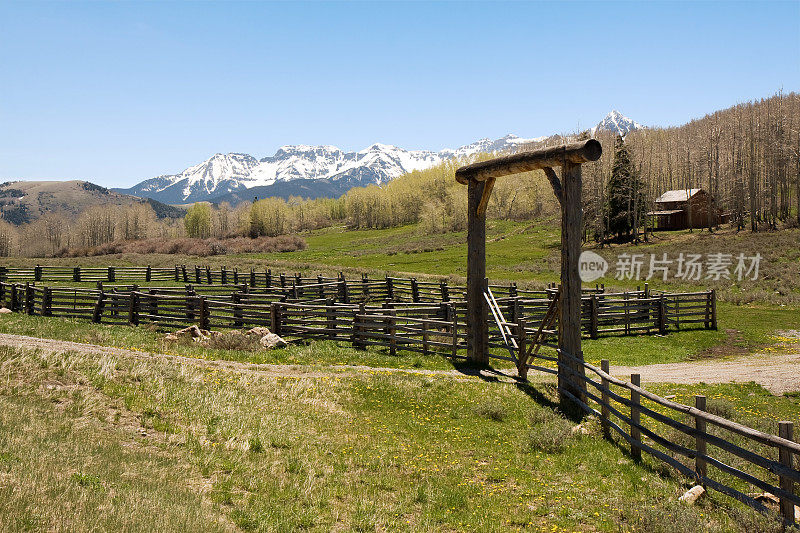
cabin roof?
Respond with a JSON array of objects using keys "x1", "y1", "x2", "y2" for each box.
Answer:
[{"x1": 654, "y1": 189, "x2": 703, "y2": 203}]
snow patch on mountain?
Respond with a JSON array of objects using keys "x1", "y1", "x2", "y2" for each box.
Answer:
[{"x1": 592, "y1": 110, "x2": 643, "y2": 137}]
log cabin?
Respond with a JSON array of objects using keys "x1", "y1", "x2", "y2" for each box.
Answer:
[{"x1": 647, "y1": 188, "x2": 727, "y2": 230}]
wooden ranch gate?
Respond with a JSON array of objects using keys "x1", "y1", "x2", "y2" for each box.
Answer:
[{"x1": 455, "y1": 139, "x2": 602, "y2": 407}]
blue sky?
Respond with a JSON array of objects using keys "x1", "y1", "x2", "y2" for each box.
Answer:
[{"x1": 1, "y1": 1, "x2": 798, "y2": 188}]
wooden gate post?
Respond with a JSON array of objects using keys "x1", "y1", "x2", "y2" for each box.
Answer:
[
  {"x1": 466, "y1": 177, "x2": 489, "y2": 365},
  {"x1": 558, "y1": 160, "x2": 588, "y2": 406},
  {"x1": 456, "y1": 140, "x2": 601, "y2": 395}
]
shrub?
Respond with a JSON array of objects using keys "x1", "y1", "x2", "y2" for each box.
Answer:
[
  {"x1": 55, "y1": 235, "x2": 306, "y2": 257},
  {"x1": 471, "y1": 401, "x2": 507, "y2": 422},
  {"x1": 526, "y1": 407, "x2": 575, "y2": 453}
]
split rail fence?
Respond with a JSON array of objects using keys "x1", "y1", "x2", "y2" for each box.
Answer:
[{"x1": 555, "y1": 348, "x2": 798, "y2": 526}]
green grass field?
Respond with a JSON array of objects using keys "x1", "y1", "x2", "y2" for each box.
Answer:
[{"x1": 1, "y1": 342, "x2": 795, "y2": 532}]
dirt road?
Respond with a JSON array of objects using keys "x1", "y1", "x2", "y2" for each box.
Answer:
[
  {"x1": 0, "y1": 332, "x2": 797, "y2": 393},
  {"x1": 612, "y1": 351, "x2": 800, "y2": 394}
]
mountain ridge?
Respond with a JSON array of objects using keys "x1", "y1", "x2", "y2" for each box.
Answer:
[{"x1": 115, "y1": 111, "x2": 641, "y2": 205}]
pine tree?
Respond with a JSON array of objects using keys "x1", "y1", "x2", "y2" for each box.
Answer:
[{"x1": 606, "y1": 135, "x2": 646, "y2": 242}]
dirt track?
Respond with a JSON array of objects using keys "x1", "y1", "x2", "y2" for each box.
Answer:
[
  {"x1": 0, "y1": 332, "x2": 797, "y2": 393},
  {"x1": 0, "y1": 333, "x2": 516, "y2": 382},
  {"x1": 612, "y1": 351, "x2": 800, "y2": 394}
]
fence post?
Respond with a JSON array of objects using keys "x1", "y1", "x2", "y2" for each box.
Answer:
[
  {"x1": 174, "y1": 266, "x2": 180, "y2": 282},
  {"x1": 270, "y1": 303, "x2": 281, "y2": 335},
  {"x1": 657, "y1": 296, "x2": 667, "y2": 334},
  {"x1": 589, "y1": 294, "x2": 599, "y2": 339},
  {"x1": 34, "y1": 265, "x2": 42, "y2": 282},
  {"x1": 778, "y1": 421, "x2": 795, "y2": 525},
  {"x1": 25, "y1": 283, "x2": 34, "y2": 315},
  {"x1": 600, "y1": 360, "x2": 610, "y2": 439},
  {"x1": 221, "y1": 267, "x2": 228, "y2": 285},
  {"x1": 195, "y1": 266, "x2": 202, "y2": 284},
  {"x1": 181, "y1": 265, "x2": 188, "y2": 283},
  {"x1": 694, "y1": 395, "x2": 707, "y2": 482},
  {"x1": 339, "y1": 278, "x2": 349, "y2": 304},
  {"x1": 386, "y1": 277, "x2": 394, "y2": 301},
  {"x1": 73, "y1": 266, "x2": 81, "y2": 282},
  {"x1": 92, "y1": 292, "x2": 105, "y2": 323},
  {"x1": 385, "y1": 309, "x2": 396, "y2": 356},
  {"x1": 411, "y1": 278, "x2": 419, "y2": 303},
  {"x1": 630, "y1": 373, "x2": 641, "y2": 461},
  {"x1": 317, "y1": 276, "x2": 325, "y2": 300},
  {"x1": 206, "y1": 267, "x2": 212, "y2": 284},
  {"x1": 265, "y1": 269, "x2": 271, "y2": 288},
  {"x1": 148, "y1": 289, "x2": 158, "y2": 320},
  {"x1": 43, "y1": 287, "x2": 52, "y2": 316},
  {"x1": 421, "y1": 319, "x2": 429, "y2": 355},
  {"x1": 232, "y1": 292, "x2": 243, "y2": 327},
  {"x1": 709, "y1": 290, "x2": 717, "y2": 330},
  {"x1": 362, "y1": 274, "x2": 369, "y2": 300},
  {"x1": 128, "y1": 292, "x2": 139, "y2": 325},
  {"x1": 440, "y1": 280, "x2": 449, "y2": 302},
  {"x1": 233, "y1": 268, "x2": 239, "y2": 285},
  {"x1": 452, "y1": 309, "x2": 458, "y2": 359},
  {"x1": 353, "y1": 302, "x2": 366, "y2": 349},
  {"x1": 198, "y1": 297, "x2": 209, "y2": 330},
  {"x1": 516, "y1": 318, "x2": 527, "y2": 377},
  {"x1": 10, "y1": 285, "x2": 17, "y2": 312},
  {"x1": 250, "y1": 269, "x2": 256, "y2": 288},
  {"x1": 186, "y1": 286, "x2": 196, "y2": 321},
  {"x1": 326, "y1": 298, "x2": 336, "y2": 339},
  {"x1": 108, "y1": 266, "x2": 115, "y2": 283}
]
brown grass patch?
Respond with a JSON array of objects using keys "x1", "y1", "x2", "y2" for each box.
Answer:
[{"x1": 56, "y1": 235, "x2": 306, "y2": 258}]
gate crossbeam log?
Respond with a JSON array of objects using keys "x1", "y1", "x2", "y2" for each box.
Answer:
[{"x1": 455, "y1": 139, "x2": 602, "y2": 407}]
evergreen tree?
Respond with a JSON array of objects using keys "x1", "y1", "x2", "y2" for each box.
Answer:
[{"x1": 606, "y1": 135, "x2": 646, "y2": 242}]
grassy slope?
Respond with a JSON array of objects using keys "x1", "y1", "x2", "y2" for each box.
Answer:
[{"x1": 1, "y1": 343, "x2": 793, "y2": 533}]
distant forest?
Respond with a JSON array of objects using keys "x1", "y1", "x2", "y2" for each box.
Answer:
[
  {"x1": 1, "y1": 92, "x2": 797, "y2": 257},
  {"x1": 582, "y1": 90, "x2": 800, "y2": 240}
]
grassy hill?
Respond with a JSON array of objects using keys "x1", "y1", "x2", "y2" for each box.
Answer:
[{"x1": 0, "y1": 180, "x2": 184, "y2": 224}]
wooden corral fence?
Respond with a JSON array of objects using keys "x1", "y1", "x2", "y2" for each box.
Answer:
[{"x1": 0, "y1": 280, "x2": 716, "y2": 341}]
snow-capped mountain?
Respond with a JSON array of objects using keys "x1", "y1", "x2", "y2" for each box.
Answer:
[
  {"x1": 122, "y1": 153, "x2": 260, "y2": 204},
  {"x1": 117, "y1": 113, "x2": 640, "y2": 205},
  {"x1": 592, "y1": 110, "x2": 644, "y2": 137}
]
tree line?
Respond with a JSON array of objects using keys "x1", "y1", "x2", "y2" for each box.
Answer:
[{"x1": 1, "y1": 92, "x2": 796, "y2": 257}]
